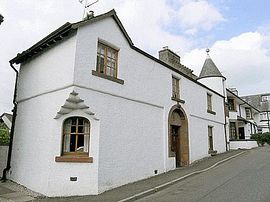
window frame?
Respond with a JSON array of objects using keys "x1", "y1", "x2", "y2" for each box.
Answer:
[
  {"x1": 207, "y1": 93, "x2": 216, "y2": 115},
  {"x1": 245, "y1": 108, "x2": 252, "y2": 120},
  {"x1": 55, "y1": 116, "x2": 93, "y2": 163},
  {"x1": 172, "y1": 76, "x2": 180, "y2": 99},
  {"x1": 208, "y1": 126, "x2": 214, "y2": 151},
  {"x1": 96, "y1": 41, "x2": 119, "y2": 78},
  {"x1": 229, "y1": 122, "x2": 237, "y2": 140},
  {"x1": 228, "y1": 98, "x2": 236, "y2": 111}
]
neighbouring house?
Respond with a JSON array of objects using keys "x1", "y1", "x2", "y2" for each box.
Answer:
[
  {"x1": 7, "y1": 10, "x2": 228, "y2": 196},
  {"x1": 226, "y1": 89, "x2": 260, "y2": 149},
  {"x1": 0, "y1": 113, "x2": 12, "y2": 131},
  {"x1": 242, "y1": 93, "x2": 270, "y2": 133},
  {"x1": 0, "y1": 113, "x2": 11, "y2": 178}
]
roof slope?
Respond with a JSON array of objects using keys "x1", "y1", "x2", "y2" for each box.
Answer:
[
  {"x1": 242, "y1": 94, "x2": 270, "y2": 112},
  {"x1": 10, "y1": 9, "x2": 224, "y2": 98},
  {"x1": 198, "y1": 55, "x2": 225, "y2": 79}
]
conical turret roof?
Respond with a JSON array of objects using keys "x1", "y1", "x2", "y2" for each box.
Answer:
[{"x1": 198, "y1": 49, "x2": 225, "y2": 79}]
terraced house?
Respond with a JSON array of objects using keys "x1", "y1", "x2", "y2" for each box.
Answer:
[{"x1": 3, "y1": 10, "x2": 252, "y2": 197}]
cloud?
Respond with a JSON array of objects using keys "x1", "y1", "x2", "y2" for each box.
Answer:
[
  {"x1": 168, "y1": 0, "x2": 225, "y2": 35},
  {"x1": 182, "y1": 31, "x2": 270, "y2": 96}
]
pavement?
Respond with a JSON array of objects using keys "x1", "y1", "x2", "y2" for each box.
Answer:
[{"x1": 0, "y1": 149, "x2": 247, "y2": 202}]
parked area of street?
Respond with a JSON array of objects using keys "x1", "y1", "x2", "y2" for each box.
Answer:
[{"x1": 1, "y1": 147, "x2": 270, "y2": 202}]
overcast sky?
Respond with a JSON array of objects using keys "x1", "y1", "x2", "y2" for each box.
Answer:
[{"x1": 0, "y1": 0, "x2": 270, "y2": 114}]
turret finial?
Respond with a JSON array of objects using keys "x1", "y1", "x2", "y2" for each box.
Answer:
[{"x1": 206, "y1": 48, "x2": 210, "y2": 55}]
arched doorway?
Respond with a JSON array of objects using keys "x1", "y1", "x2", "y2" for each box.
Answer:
[{"x1": 168, "y1": 105, "x2": 189, "y2": 167}]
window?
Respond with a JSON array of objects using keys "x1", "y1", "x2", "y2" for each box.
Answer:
[
  {"x1": 245, "y1": 108, "x2": 252, "y2": 120},
  {"x1": 229, "y1": 122, "x2": 237, "y2": 140},
  {"x1": 228, "y1": 98, "x2": 235, "y2": 111},
  {"x1": 207, "y1": 93, "x2": 212, "y2": 111},
  {"x1": 96, "y1": 42, "x2": 118, "y2": 78},
  {"x1": 262, "y1": 95, "x2": 270, "y2": 102},
  {"x1": 208, "y1": 126, "x2": 213, "y2": 151},
  {"x1": 62, "y1": 117, "x2": 90, "y2": 155},
  {"x1": 172, "y1": 77, "x2": 180, "y2": 99}
]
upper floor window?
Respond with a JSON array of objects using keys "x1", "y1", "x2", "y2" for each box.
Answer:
[
  {"x1": 62, "y1": 117, "x2": 90, "y2": 155},
  {"x1": 96, "y1": 42, "x2": 118, "y2": 78},
  {"x1": 172, "y1": 77, "x2": 180, "y2": 99},
  {"x1": 245, "y1": 108, "x2": 252, "y2": 120},
  {"x1": 228, "y1": 98, "x2": 235, "y2": 111},
  {"x1": 207, "y1": 93, "x2": 212, "y2": 111},
  {"x1": 262, "y1": 95, "x2": 270, "y2": 102}
]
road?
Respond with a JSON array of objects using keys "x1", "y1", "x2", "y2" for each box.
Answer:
[{"x1": 137, "y1": 146, "x2": 270, "y2": 202}]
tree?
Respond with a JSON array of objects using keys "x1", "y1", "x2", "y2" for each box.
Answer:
[
  {"x1": 0, "y1": 14, "x2": 3, "y2": 25},
  {"x1": 0, "y1": 122, "x2": 9, "y2": 144}
]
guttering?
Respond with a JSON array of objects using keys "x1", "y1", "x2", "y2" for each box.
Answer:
[{"x1": 1, "y1": 62, "x2": 18, "y2": 181}]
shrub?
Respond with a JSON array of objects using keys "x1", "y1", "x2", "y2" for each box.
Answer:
[
  {"x1": 0, "y1": 122, "x2": 10, "y2": 145},
  {"x1": 251, "y1": 132, "x2": 270, "y2": 146}
]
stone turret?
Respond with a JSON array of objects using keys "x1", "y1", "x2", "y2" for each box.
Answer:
[{"x1": 197, "y1": 49, "x2": 226, "y2": 97}]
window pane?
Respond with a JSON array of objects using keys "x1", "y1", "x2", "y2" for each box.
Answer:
[
  {"x1": 70, "y1": 135, "x2": 76, "y2": 152},
  {"x1": 71, "y1": 118, "x2": 76, "y2": 125},
  {"x1": 63, "y1": 134, "x2": 70, "y2": 152},
  {"x1": 84, "y1": 135, "x2": 89, "y2": 152},
  {"x1": 78, "y1": 126, "x2": 84, "y2": 133},
  {"x1": 71, "y1": 126, "x2": 76, "y2": 133},
  {"x1": 78, "y1": 118, "x2": 84, "y2": 125},
  {"x1": 77, "y1": 135, "x2": 84, "y2": 152}
]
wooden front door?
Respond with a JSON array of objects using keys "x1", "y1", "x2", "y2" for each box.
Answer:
[{"x1": 171, "y1": 125, "x2": 181, "y2": 167}]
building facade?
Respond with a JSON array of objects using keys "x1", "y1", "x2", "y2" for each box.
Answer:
[{"x1": 7, "y1": 10, "x2": 228, "y2": 196}]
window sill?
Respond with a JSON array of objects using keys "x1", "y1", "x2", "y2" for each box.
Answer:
[
  {"x1": 171, "y1": 97, "x2": 185, "y2": 104},
  {"x1": 92, "y1": 70, "x2": 124, "y2": 85},
  {"x1": 55, "y1": 156, "x2": 93, "y2": 163},
  {"x1": 207, "y1": 110, "x2": 216, "y2": 115}
]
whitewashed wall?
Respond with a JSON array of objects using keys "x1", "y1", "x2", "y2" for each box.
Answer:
[
  {"x1": 74, "y1": 17, "x2": 226, "y2": 193},
  {"x1": 11, "y1": 16, "x2": 226, "y2": 196},
  {"x1": 16, "y1": 35, "x2": 77, "y2": 101}
]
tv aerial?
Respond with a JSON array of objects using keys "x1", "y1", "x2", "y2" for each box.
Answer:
[{"x1": 79, "y1": 0, "x2": 99, "y2": 19}]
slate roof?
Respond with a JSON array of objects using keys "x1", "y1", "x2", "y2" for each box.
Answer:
[
  {"x1": 198, "y1": 55, "x2": 225, "y2": 79},
  {"x1": 241, "y1": 94, "x2": 270, "y2": 112}
]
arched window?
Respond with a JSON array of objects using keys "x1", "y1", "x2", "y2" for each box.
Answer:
[{"x1": 62, "y1": 117, "x2": 90, "y2": 155}]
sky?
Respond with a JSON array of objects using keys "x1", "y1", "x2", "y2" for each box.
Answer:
[{"x1": 0, "y1": 0, "x2": 270, "y2": 114}]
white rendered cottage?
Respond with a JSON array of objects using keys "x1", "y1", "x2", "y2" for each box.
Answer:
[{"x1": 8, "y1": 10, "x2": 227, "y2": 196}]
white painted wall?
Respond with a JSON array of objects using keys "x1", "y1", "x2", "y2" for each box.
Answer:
[
  {"x1": 11, "y1": 16, "x2": 227, "y2": 196},
  {"x1": 11, "y1": 87, "x2": 100, "y2": 196},
  {"x1": 74, "y1": 17, "x2": 226, "y2": 193},
  {"x1": 17, "y1": 35, "x2": 77, "y2": 102},
  {"x1": 230, "y1": 140, "x2": 258, "y2": 149},
  {"x1": 197, "y1": 77, "x2": 226, "y2": 97}
]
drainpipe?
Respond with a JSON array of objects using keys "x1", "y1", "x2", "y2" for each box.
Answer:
[
  {"x1": 1, "y1": 62, "x2": 18, "y2": 181},
  {"x1": 223, "y1": 98, "x2": 228, "y2": 151}
]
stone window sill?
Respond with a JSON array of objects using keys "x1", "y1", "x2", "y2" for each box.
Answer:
[
  {"x1": 55, "y1": 156, "x2": 93, "y2": 163},
  {"x1": 207, "y1": 109, "x2": 216, "y2": 115},
  {"x1": 92, "y1": 70, "x2": 124, "y2": 85},
  {"x1": 171, "y1": 97, "x2": 185, "y2": 104}
]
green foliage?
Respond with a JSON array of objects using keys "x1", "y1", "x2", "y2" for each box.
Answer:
[
  {"x1": 251, "y1": 132, "x2": 270, "y2": 146},
  {"x1": 0, "y1": 122, "x2": 10, "y2": 145}
]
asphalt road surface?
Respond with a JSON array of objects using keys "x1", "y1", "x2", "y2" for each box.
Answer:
[{"x1": 137, "y1": 146, "x2": 270, "y2": 202}]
